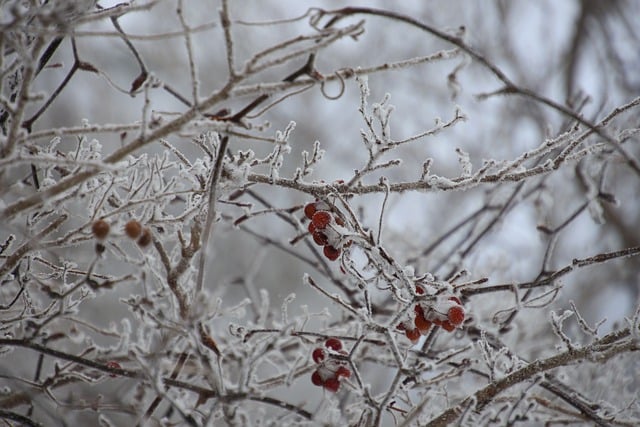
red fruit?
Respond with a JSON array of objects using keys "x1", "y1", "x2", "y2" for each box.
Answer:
[
  {"x1": 447, "y1": 306, "x2": 465, "y2": 326},
  {"x1": 324, "y1": 377, "x2": 340, "y2": 392},
  {"x1": 304, "y1": 203, "x2": 317, "y2": 219},
  {"x1": 405, "y1": 328, "x2": 421, "y2": 342},
  {"x1": 325, "y1": 338, "x2": 342, "y2": 351},
  {"x1": 336, "y1": 366, "x2": 351, "y2": 378},
  {"x1": 414, "y1": 312, "x2": 432, "y2": 333},
  {"x1": 312, "y1": 211, "x2": 332, "y2": 229},
  {"x1": 440, "y1": 321, "x2": 456, "y2": 332},
  {"x1": 396, "y1": 323, "x2": 406, "y2": 331},
  {"x1": 312, "y1": 348, "x2": 326, "y2": 363},
  {"x1": 335, "y1": 216, "x2": 345, "y2": 227},
  {"x1": 308, "y1": 222, "x2": 316, "y2": 234},
  {"x1": 313, "y1": 231, "x2": 329, "y2": 246},
  {"x1": 323, "y1": 245, "x2": 341, "y2": 261},
  {"x1": 311, "y1": 371, "x2": 324, "y2": 386},
  {"x1": 415, "y1": 285, "x2": 425, "y2": 295}
]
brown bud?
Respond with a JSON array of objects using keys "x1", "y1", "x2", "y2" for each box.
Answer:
[
  {"x1": 92, "y1": 219, "x2": 110, "y2": 240},
  {"x1": 137, "y1": 227, "x2": 152, "y2": 247},
  {"x1": 124, "y1": 220, "x2": 142, "y2": 239}
]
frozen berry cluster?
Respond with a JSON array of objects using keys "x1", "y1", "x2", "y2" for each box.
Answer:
[
  {"x1": 304, "y1": 201, "x2": 348, "y2": 261},
  {"x1": 310, "y1": 338, "x2": 351, "y2": 392},
  {"x1": 90, "y1": 218, "x2": 152, "y2": 248},
  {"x1": 397, "y1": 286, "x2": 465, "y2": 342}
]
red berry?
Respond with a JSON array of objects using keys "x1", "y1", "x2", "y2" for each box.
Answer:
[
  {"x1": 405, "y1": 328, "x2": 421, "y2": 342},
  {"x1": 308, "y1": 222, "x2": 316, "y2": 233},
  {"x1": 396, "y1": 323, "x2": 406, "y2": 331},
  {"x1": 336, "y1": 366, "x2": 351, "y2": 378},
  {"x1": 440, "y1": 321, "x2": 456, "y2": 332},
  {"x1": 324, "y1": 377, "x2": 340, "y2": 392},
  {"x1": 415, "y1": 285, "x2": 425, "y2": 295},
  {"x1": 311, "y1": 371, "x2": 324, "y2": 386},
  {"x1": 447, "y1": 306, "x2": 465, "y2": 326},
  {"x1": 312, "y1": 211, "x2": 332, "y2": 229},
  {"x1": 414, "y1": 312, "x2": 432, "y2": 333},
  {"x1": 312, "y1": 348, "x2": 326, "y2": 363},
  {"x1": 304, "y1": 203, "x2": 317, "y2": 219},
  {"x1": 313, "y1": 231, "x2": 329, "y2": 246},
  {"x1": 325, "y1": 338, "x2": 342, "y2": 351},
  {"x1": 323, "y1": 245, "x2": 341, "y2": 261},
  {"x1": 334, "y1": 216, "x2": 345, "y2": 227}
]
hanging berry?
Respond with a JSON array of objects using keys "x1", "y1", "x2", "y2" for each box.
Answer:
[
  {"x1": 92, "y1": 219, "x2": 110, "y2": 240},
  {"x1": 309, "y1": 338, "x2": 351, "y2": 392},
  {"x1": 124, "y1": 219, "x2": 142, "y2": 239}
]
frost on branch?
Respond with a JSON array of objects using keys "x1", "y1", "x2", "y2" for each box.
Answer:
[{"x1": 1, "y1": 1, "x2": 639, "y2": 426}]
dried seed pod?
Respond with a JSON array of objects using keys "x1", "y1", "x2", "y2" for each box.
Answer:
[
  {"x1": 92, "y1": 219, "x2": 110, "y2": 239},
  {"x1": 124, "y1": 220, "x2": 142, "y2": 239},
  {"x1": 137, "y1": 227, "x2": 152, "y2": 247}
]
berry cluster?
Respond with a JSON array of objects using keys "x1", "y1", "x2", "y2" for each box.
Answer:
[
  {"x1": 397, "y1": 286, "x2": 466, "y2": 342},
  {"x1": 304, "y1": 201, "x2": 348, "y2": 261},
  {"x1": 124, "y1": 219, "x2": 152, "y2": 247},
  {"x1": 90, "y1": 218, "x2": 152, "y2": 248},
  {"x1": 310, "y1": 338, "x2": 351, "y2": 392}
]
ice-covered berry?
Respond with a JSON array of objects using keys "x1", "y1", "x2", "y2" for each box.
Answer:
[
  {"x1": 312, "y1": 231, "x2": 329, "y2": 246},
  {"x1": 324, "y1": 377, "x2": 340, "y2": 392},
  {"x1": 325, "y1": 338, "x2": 342, "y2": 351},
  {"x1": 447, "y1": 306, "x2": 465, "y2": 326},
  {"x1": 312, "y1": 348, "x2": 326, "y2": 363},
  {"x1": 415, "y1": 313, "x2": 432, "y2": 333},
  {"x1": 405, "y1": 328, "x2": 421, "y2": 342},
  {"x1": 312, "y1": 211, "x2": 332, "y2": 229},
  {"x1": 440, "y1": 321, "x2": 456, "y2": 332},
  {"x1": 336, "y1": 366, "x2": 351, "y2": 379},
  {"x1": 323, "y1": 245, "x2": 341, "y2": 261},
  {"x1": 304, "y1": 203, "x2": 317, "y2": 220},
  {"x1": 311, "y1": 371, "x2": 324, "y2": 386}
]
